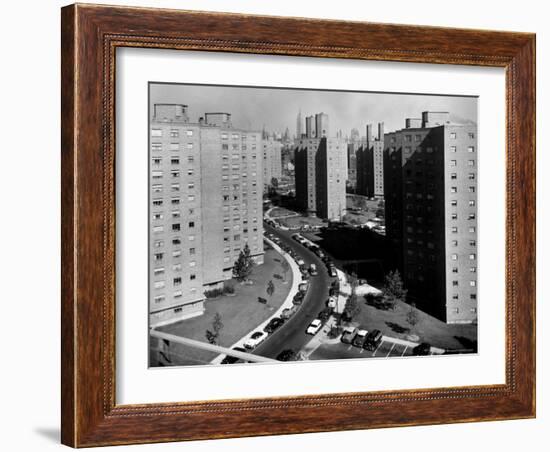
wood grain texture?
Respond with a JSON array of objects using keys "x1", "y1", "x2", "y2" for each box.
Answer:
[{"x1": 60, "y1": 3, "x2": 536, "y2": 447}]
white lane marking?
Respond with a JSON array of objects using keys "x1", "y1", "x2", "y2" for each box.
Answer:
[
  {"x1": 401, "y1": 346, "x2": 408, "y2": 356},
  {"x1": 386, "y1": 342, "x2": 396, "y2": 357},
  {"x1": 373, "y1": 341, "x2": 383, "y2": 356}
]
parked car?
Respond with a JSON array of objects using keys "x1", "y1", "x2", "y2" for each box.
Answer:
[
  {"x1": 298, "y1": 282, "x2": 309, "y2": 292},
  {"x1": 264, "y1": 317, "x2": 284, "y2": 333},
  {"x1": 412, "y1": 342, "x2": 432, "y2": 356},
  {"x1": 363, "y1": 329, "x2": 383, "y2": 351},
  {"x1": 221, "y1": 347, "x2": 247, "y2": 364},
  {"x1": 296, "y1": 257, "x2": 305, "y2": 266},
  {"x1": 257, "y1": 296, "x2": 267, "y2": 304},
  {"x1": 306, "y1": 319, "x2": 323, "y2": 335},
  {"x1": 352, "y1": 329, "x2": 368, "y2": 348},
  {"x1": 244, "y1": 331, "x2": 267, "y2": 349},
  {"x1": 341, "y1": 327, "x2": 358, "y2": 344},
  {"x1": 309, "y1": 263, "x2": 318, "y2": 276},
  {"x1": 281, "y1": 305, "x2": 299, "y2": 319},
  {"x1": 276, "y1": 349, "x2": 296, "y2": 361},
  {"x1": 328, "y1": 266, "x2": 337, "y2": 277}
]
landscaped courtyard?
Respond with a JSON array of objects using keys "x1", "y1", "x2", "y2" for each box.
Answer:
[{"x1": 153, "y1": 246, "x2": 293, "y2": 366}]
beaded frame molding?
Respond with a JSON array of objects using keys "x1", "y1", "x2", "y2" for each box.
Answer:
[{"x1": 61, "y1": 3, "x2": 536, "y2": 447}]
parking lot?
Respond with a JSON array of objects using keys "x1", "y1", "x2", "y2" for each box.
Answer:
[{"x1": 308, "y1": 336, "x2": 434, "y2": 361}]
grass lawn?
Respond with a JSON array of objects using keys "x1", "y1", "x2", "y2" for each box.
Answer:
[
  {"x1": 269, "y1": 207, "x2": 298, "y2": 218},
  {"x1": 279, "y1": 215, "x2": 325, "y2": 229},
  {"x1": 154, "y1": 247, "x2": 293, "y2": 366},
  {"x1": 350, "y1": 297, "x2": 477, "y2": 351}
]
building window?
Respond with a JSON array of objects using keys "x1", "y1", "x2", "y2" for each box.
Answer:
[
  {"x1": 152, "y1": 199, "x2": 163, "y2": 207},
  {"x1": 188, "y1": 221, "x2": 195, "y2": 228},
  {"x1": 153, "y1": 240, "x2": 163, "y2": 248},
  {"x1": 189, "y1": 247, "x2": 196, "y2": 255},
  {"x1": 173, "y1": 277, "x2": 182, "y2": 286},
  {"x1": 172, "y1": 250, "x2": 181, "y2": 258},
  {"x1": 453, "y1": 281, "x2": 459, "y2": 286},
  {"x1": 152, "y1": 171, "x2": 163, "y2": 179},
  {"x1": 172, "y1": 237, "x2": 181, "y2": 245},
  {"x1": 152, "y1": 213, "x2": 163, "y2": 220},
  {"x1": 190, "y1": 274, "x2": 196, "y2": 280},
  {"x1": 170, "y1": 143, "x2": 179, "y2": 151},
  {"x1": 468, "y1": 173, "x2": 475, "y2": 180},
  {"x1": 152, "y1": 157, "x2": 162, "y2": 165},
  {"x1": 468, "y1": 145, "x2": 475, "y2": 152},
  {"x1": 154, "y1": 280, "x2": 165, "y2": 289},
  {"x1": 153, "y1": 226, "x2": 164, "y2": 233},
  {"x1": 470, "y1": 294, "x2": 477, "y2": 300},
  {"x1": 189, "y1": 261, "x2": 196, "y2": 267},
  {"x1": 151, "y1": 143, "x2": 162, "y2": 152},
  {"x1": 172, "y1": 223, "x2": 180, "y2": 231},
  {"x1": 452, "y1": 267, "x2": 458, "y2": 273},
  {"x1": 468, "y1": 160, "x2": 475, "y2": 166},
  {"x1": 451, "y1": 187, "x2": 457, "y2": 193},
  {"x1": 469, "y1": 186, "x2": 476, "y2": 193},
  {"x1": 451, "y1": 213, "x2": 458, "y2": 220},
  {"x1": 451, "y1": 254, "x2": 458, "y2": 260},
  {"x1": 172, "y1": 263, "x2": 182, "y2": 271},
  {"x1": 171, "y1": 157, "x2": 180, "y2": 165},
  {"x1": 469, "y1": 240, "x2": 476, "y2": 247},
  {"x1": 468, "y1": 213, "x2": 476, "y2": 220},
  {"x1": 152, "y1": 184, "x2": 163, "y2": 193},
  {"x1": 450, "y1": 160, "x2": 457, "y2": 166},
  {"x1": 153, "y1": 267, "x2": 165, "y2": 276},
  {"x1": 171, "y1": 183, "x2": 180, "y2": 192},
  {"x1": 469, "y1": 253, "x2": 477, "y2": 260},
  {"x1": 171, "y1": 170, "x2": 179, "y2": 178},
  {"x1": 154, "y1": 295, "x2": 165, "y2": 304},
  {"x1": 450, "y1": 132, "x2": 457, "y2": 139},
  {"x1": 451, "y1": 200, "x2": 458, "y2": 206},
  {"x1": 452, "y1": 240, "x2": 458, "y2": 246},
  {"x1": 451, "y1": 173, "x2": 457, "y2": 180},
  {"x1": 469, "y1": 226, "x2": 476, "y2": 233},
  {"x1": 154, "y1": 252, "x2": 163, "y2": 261},
  {"x1": 470, "y1": 280, "x2": 476, "y2": 287},
  {"x1": 151, "y1": 128, "x2": 162, "y2": 137},
  {"x1": 188, "y1": 235, "x2": 195, "y2": 241}
]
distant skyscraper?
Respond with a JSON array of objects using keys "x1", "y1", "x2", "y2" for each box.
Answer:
[
  {"x1": 149, "y1": 104, "x2": 265, "y2": 327},
  {"x1": 355, "y1": 122, "x2": 385, "y2": 199},
  {"x1": 263, "y1": 136, "x2": 283, "y2": 191},
  {"x1": 296, "y1": 109, "x2": 303, "y2": 139},
  {"x1": 384, "y1": 111, "x2": 478, "y2": 324},
  {"x1": 315, "y1": 112, "x2": 329, "y2": 138},
  {"x1": 294, "y1": 112, "x2": 346, "y2": 220}
]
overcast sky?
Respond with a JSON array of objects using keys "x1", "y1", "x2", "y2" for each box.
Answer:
[{"x1": 150, "y1": 83, "x2": 477, "y2": 137}]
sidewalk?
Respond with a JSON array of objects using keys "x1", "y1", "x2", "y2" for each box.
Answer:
[{"x1": 210, "y1": 237, "x2": 302, "y2": 364}]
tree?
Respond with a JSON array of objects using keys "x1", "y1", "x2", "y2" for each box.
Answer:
[
  {"x1": 232, "y1": 244, "x2": 255, "y2": 282},
  {"x1": 382, "y1": 270, "x2": 407, "y2": 310},
  {"x1": 266, "y1": 280, "x2": 275, "y2": 298},
  {"x1": 280, "y1": 259, "x2": 290, "y2": 283},
  {"x1": 270, "y1": 177, "x2": 279, "y2": 189},
  {"x1": 406, "y1": 303, "x2": 420, "y2": 334},
  {"x1": 205, "y1": 312, "x2": 224, "y2": 345},
  {"x1": 342, "y1": 272, "x2": 360, "y2": 321}
]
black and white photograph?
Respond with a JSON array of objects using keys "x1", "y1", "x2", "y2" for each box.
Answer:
[{"x1": 148, "y1": 82, "x2": 479, "y2": 367}]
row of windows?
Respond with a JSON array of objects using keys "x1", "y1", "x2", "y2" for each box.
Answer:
[
  {"x1": 153, "y1": 240, "x2": 196, "y2": 251},
  {"x1": 153, "y1": 251, "x2": 196, "y2": 262},
  {"x1": 450, "y1": 159, "x2": 475, "y2": 166},
  {"x1": 450, "y1": 173, "x2": 476, "y2": 180},
  {"x1": 151, "y1": 128, "x2": 194, "y2": 137},
  {"x1": 449, "y1": 307, "x2": 478, "y2": 314},
  {"x1": 151, "y1": 196, "x2": 196, "y2": 206},
  {"x1": 151, "y1": 142, "x2": 194, "y2": 151},
  {"x1": 153, "y1": 288, "x2": 198, "y2": 304},
  {"x1": 452, "y1": 280, "x2": 477, "y2": 287}
]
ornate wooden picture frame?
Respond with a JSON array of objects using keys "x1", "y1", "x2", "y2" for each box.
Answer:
[{"x1": 61, "y1": 3, "x2": 535, "y2": 447}]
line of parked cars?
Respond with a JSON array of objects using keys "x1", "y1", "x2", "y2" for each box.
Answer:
[
  {"x1": 292, "y1": 233, "x2": 338, "y2": 277},
  {"x1": 341, "y1": 326, "x2": 383, "y2": 351}
]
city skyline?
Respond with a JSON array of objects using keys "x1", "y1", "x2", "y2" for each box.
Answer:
[{"x1": 150, "y1": 83, "x2": 478, "y2": 137}]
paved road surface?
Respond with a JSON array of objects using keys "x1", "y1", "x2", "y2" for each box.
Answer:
[{"x1": 253, "y1": 224, "x2": 335, "y2": 359}]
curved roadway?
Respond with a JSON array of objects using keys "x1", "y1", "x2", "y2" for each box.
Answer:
[{"x1": 253, "y1": 223, "x2": 335, "y2": 359}]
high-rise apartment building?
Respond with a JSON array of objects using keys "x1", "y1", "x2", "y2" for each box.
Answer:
[
  {"x1": 262, "y1": 134, "x2": 283, "y2": 191},
  {"x1": 384, "y1": 111, "x2": 478, "y2": 324},
  {"x1": 294, "y1": 112, "x2": 347, "y2": 220},
  {"x1": 355, "y1": 122, "x2": 385, "y2": 199},
  {"x1": 149, "y1": 104, "x2": 264, "y2": 327}
]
